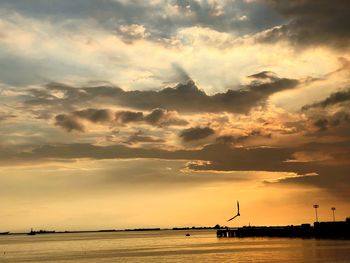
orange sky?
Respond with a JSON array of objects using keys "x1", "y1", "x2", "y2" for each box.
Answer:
[{"x1": 0, "y1": 0, "x2": 349, "y2": 232}]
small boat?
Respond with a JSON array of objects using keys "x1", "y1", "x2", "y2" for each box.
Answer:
[{"x1": 185, "y1": 233, "x2": 190, "y2": 236}]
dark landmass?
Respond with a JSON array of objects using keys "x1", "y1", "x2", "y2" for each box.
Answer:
[
  {"x1": 217, "y1": 218, "x2": 350, "y2": 239},
  {"x1": 124, "y1": 228, "x2": 161, "y2": 231},
  {"x1": 25, "y1": 229, "x2": 120, "y2": 236},
  {"x1": 0, "y1": 225, "x2": 223, "y2": 236},
  {"x1": 173, "y1": 226, "x2": 220, "y2": 230}
]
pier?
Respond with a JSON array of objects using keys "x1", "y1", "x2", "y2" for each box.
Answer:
[{"x1": 217, "y1": 218, "x2": 350, "y2": 239}]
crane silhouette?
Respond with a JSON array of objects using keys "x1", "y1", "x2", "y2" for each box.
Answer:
[{"x1": 227, "y1": 201, "x2": 240, "y2": 222}]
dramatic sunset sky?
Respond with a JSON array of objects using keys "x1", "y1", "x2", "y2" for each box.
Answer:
[{"x1": 1, "y1": 0, "x2": 349, "y2": 232}]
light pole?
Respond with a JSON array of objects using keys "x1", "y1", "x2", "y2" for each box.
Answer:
[
  {"x1": 331, "y1": 207, "x2": 336, "y2": 222},
  {"x1": 313, "y1": 204, "x2": 319, "y2": 222}
]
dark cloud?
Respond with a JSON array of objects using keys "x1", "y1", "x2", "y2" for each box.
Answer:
[
  {"x1": 248, "y1": 71, "x2": 278, "y2": 80},
  {"x1": 11, "y1": 141, "x2": 349, "y2": 171},
  {"x1": 28, "y1": 75, "x2": 299, "y2": 114},
  {"x1": 54, "y1": 108, "x2": 188, "y2": 132},
  {"x1": 114, "y1": 108, "x2": 188, "y2": 126},
  {"x1": 54, "y1": 114, "x2": 84, "y2": 132},
  {"x1": 313, "y1": 118, "x2": 329, "y2": 132},
  {"x1": 300, "y1": 89, "x2": 350, "y2": 136},
  {"x1": 115, "y1": 111, "x2": 144, "y2": 124},
  {"x1": 1, "y1": 139, "x2": 347, "y2": 200},
  {"x1": 73, "y1": 109, "x2": 113, "y2": 123},
  {"x1": 179, "y1": 126, "x2": 215, "y2": 142},
  {"x1": 144, "y1": 108, "x2": 188, "y2": 126},
  {"x1": 270, "y1": 166, "x2": 350, "y2": 201},
  {"x1": 312, "y1": 112, "x2": 350, "y2": 133},
  {"x1": 302, "y1": 89, "x2": 350, "y2": 110},
  {"x1": 260, "y1": 0, "x2": 350, "y2": 49}
]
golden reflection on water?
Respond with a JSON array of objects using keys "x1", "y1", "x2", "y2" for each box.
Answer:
[{"x1": 1, "y1": 230, "x2": 350, "y2": 262}]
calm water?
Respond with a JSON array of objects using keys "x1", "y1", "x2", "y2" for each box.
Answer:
[{"x1": 0, "y1": 230, "x2": 350, "y2": 262}]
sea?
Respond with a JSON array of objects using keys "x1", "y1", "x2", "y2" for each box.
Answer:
[{"x1": 1, "y1": 230, "x2": 350, "y2": 262}]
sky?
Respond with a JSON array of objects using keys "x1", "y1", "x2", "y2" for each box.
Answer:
[{"x1": 1, "y1": 0, "x2": 350, "y2": 232}]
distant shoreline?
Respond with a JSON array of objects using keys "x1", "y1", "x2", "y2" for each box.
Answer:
[{"x1": 1, "y1": 226, "x2": 221, "y2": 236}]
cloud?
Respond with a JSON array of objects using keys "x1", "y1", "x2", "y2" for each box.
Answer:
[
  {"x1": 54, "y1": 114, "x2": 84, "y2": 132},
  {"x1": 11, "y1": 140, "x2": 347, "y2": 174},
  {"x1": 313, "y1": 118, "x2": 328, "y2": 132},
  {"x1": 143, "y1": 108, "x2": 188, "y2": 126},
  {"x1": 117, "y1": 24, "x2": 149, "y2": 43},
  {"x1": 116, "y1": 108, "x2": 188, "y2": 127},
  {"x1": 216, "y1": 129, "x2": 272, "y2": 144},
  {"x1": 0, "y1": 0, "x2": 284, "y2": 41},
  {"x1": 0, "y1": 112, "x2": 16, "y2": 121},
  {"x1": 73, "y1": 109, "x2": 113, "y2": 123},
  {"x1": 248, "y1": 71, "x2": 278, "y2": 80},
  {"x1": 311, "y1": 111, "x2": 350, "y2": 133},
  {"x1": 115, "y1": 111, "x2": 144, "y2": 124},
  {"x1": 302, "y1": 88, "x2": 350, "y2": 110},
  {"x1": 54, "y1": 107, "x2": 188, "y2": 132},
  {"x1": 299, "y1": 86, "x2": 350, "y2": 137},
  {"x1": 0, "y1": 139, "x2": 348, "y2": 200},
  {"x1": 28, "y1": 75, "x2": 299, "y2": 114},
  {"x1": 125, "y1": 131, "x2": 165, "y2": 145},
  {"x1": 259, "y1": 0, "x2": 350, "y2": 49},
  {"x1": 270, "y1": 166, "x2": 350, "y2": 201},
  {"x1": 113, "y1": 108, "x2": 188, "y2": 126},
  {"x1": 179, "y1": 126, "x2": 215, "y2": 142}
]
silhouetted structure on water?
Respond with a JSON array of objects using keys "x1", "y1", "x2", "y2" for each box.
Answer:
[{"x1": 217, "y1": 218, "x2": 350, "y2": 239}]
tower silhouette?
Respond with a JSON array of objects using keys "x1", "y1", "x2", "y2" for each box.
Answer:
[{"x1": 313, "y1": 204, "x2": 319, "y2": 222}]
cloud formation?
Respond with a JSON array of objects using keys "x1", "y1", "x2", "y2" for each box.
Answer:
[
  {"x1": 2, "y1": 140, "x2": 347, "y2": 200},
  {"x1": 55, "y1": 114, "x2": 85, "y2": 132},
  {"x1": 179, "y1": 126, "x2": 215, "y2": 142},
  {"x1": 260, "y1": 0, "x2": 350, "y2": 49},
  {"x1": 27, "y1": 74, "x2": 299, "y2": 114},
  {"x1": 302, "y1": 88, "x2": 350, "y2": 110},
  {"x1": 54, "y1": 108, "x2": 188, "y2": 132}
]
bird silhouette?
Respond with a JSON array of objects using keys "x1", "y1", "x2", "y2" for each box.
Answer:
[{"x1": 227, "y1": 201, "x2": 240, "y2": 222}]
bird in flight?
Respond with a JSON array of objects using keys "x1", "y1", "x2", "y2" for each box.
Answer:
[{"x1": 227, "y1": 201, "x2": 240, "y2": 222}]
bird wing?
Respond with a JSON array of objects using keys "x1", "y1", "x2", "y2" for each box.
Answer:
[{"x1": 227, "y1": 214, "x2": 239, "y2": 222}]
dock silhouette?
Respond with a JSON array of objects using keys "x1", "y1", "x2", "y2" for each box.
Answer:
[{"x1": 217, "y1": 218, "x2": 350, "y2": 239}]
